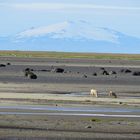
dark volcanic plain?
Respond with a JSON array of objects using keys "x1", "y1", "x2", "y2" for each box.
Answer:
[{"x1": 0, "y1": 56, "x2": 140, "y2": 140}]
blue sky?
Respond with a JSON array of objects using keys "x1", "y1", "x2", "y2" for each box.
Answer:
[
  {"x1": 0, "y1": 0, "x2": 140, "y2": 37},
  {"x1": 0, "y1": 0, "x2": 140, "y2": 53}
]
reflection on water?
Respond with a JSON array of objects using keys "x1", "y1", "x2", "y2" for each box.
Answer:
[
  {"x1": 0, "y1": 105, "x2": 139, "y2": 113},
  {"x1": 0, "y1": 112, "x2": 140, "y2": 118}
]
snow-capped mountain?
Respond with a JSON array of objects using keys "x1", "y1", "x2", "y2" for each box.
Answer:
[
  {"x1": 1, "y1": 21, "x2": 140, "y2": 53},
  {"x1": 16, "y1": 21, "x2": 119, "y2": 43}
]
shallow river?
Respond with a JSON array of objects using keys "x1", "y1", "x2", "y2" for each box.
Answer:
[{"x1": 0, "y1": 105, "x2": 140, "y2": 118}]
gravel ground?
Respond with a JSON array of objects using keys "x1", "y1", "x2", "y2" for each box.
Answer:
[{"x1": 0, "y1": 57, "x2": 140, "y2": 139}]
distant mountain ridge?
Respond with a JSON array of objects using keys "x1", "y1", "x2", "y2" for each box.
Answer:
[
  {"x1": 16, "y1": 21, "x2": 119, "y2": 43},
  {"x1": 0, "y1": 20, "x2": 140, "y2": 53}
]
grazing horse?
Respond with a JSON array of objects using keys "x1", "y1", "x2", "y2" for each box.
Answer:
[
  {"x1": 108, "y1": 91, "x2": 117, "y2": 98},
  {"x1": 90, "y1": 89, "x2": 98, "y2": 97}
]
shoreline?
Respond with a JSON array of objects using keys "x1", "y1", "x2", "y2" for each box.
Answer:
[{"x1": 0, "y1": 92, "x2": 140, "y2": 106}]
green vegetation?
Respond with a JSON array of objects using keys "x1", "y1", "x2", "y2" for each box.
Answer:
[
  {"x1": 0, "y1": 50, "x2": 140, "y2": 60},
  {"x1": 90, "y1": 118, "x2": 101, "y2": 122}
]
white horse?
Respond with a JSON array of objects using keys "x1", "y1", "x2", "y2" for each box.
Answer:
[
  {"x1": 108, "y1": 91, "x2": 117, "y2": 98},
  {"x1": 90, "y1": 89, "x2": 98, "y2": 98}
]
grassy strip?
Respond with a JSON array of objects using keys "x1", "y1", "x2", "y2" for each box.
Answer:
[{"x1": 0, "y1": 50, "x2": 140, "y2": 60}]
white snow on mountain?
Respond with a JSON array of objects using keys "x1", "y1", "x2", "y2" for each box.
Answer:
[
  {"x1": 17, "y1": 21, "x2": 69, "y2": 38},
  {"x1": 16, "y1": 21, "x2": 119, "y2": 43}
]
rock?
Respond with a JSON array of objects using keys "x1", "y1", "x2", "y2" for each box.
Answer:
[
  {"x1": 119, "y1": 102, "x2": 123, "y2": 104},
  {"x1": 102, "y1": 70, "x2": 109, "y2": 75},
  {"x1": 24, "y1": 68, "x2": 30, "y2": 72},
  {"x1": 83, "y1": 75, "x2": 87, "y2": 78},
  {"x1": 109, "y1": 71, "x2": 117, "y2": 75},
  {"x1": 120, "y1": 69, "x2": 131, "y2": 73},
  {"x1": 7, "y1": 62, "x2": 11, "y2": 65},
  {"x1": 125, "y1": 69, "x2": 132, "y2": 73},
  {"x1": 100, "y1": 67, "x2": 105, "y2": 70},
  {"x1": 52, "y1": 68, "x2": 64, "y2": 73},
  {"x1": 93, "y1": 73, "x2": 97, "y2": 76},
  {"x1": 30, "y1": 74, "x2": 37, "y2": 79},
  {"x1": 0, "y1": 64, "x2": 6, "y2": 67},
  {"x1": 133, "y1": 71, "x2": 140, "y2": 76},
  {"x1": 85, "y1": 125, "x2": 92, "y2": 129}
]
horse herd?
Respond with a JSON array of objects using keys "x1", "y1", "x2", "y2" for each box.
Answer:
[{"x1": 90, "y1": 89, "x2": 117, "y2": 98}]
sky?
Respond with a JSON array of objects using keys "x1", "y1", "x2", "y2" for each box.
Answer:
[{"x1": 0, "y1": 0, "x2": 140, "y2": 53}]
